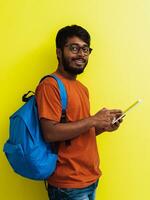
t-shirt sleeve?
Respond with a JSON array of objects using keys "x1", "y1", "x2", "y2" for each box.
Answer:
[{"x1": 35, "y1": 80, "x2": 62, "y2": 122}]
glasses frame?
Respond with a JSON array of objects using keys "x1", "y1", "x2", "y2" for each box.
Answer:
[{"x1": 64, "y1": 43, "x2": 93, "y2": 55}]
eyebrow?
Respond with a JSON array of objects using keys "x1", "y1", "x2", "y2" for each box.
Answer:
[{"x1": 67, "y1": 43, "x2": 88, "y2": 47}]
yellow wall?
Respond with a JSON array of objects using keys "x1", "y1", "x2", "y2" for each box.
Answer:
[{"x1": 0, "y1": 0, "x2": 150, "y2": 199}]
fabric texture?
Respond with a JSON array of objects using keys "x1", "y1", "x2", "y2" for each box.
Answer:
[{"x1": 35, "y1": 72, "x2": 101, "y2": 188}]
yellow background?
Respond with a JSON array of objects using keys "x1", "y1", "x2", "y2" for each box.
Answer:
[{"x1": 0, "y1": 0, "x2": 150, "y2": 199}]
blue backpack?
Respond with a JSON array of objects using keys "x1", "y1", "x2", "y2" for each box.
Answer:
[{"x1": 3, "y1": 75, "x2": 67, "y2": 180}]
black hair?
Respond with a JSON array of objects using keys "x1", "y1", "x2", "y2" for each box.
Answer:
[{"x1": 56, "y1": 25, "x2": 91, "y2": 50}]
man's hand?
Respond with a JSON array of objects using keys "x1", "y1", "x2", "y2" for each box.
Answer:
[{"x1": 93, "y1": 108, "x2": 123, "y2": 134}]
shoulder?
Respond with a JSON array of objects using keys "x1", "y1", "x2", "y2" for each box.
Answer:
[
  {"x1": 36, "y1": 76, "x2": 59, "y2": 91},
  {"x1": 35, "y1": 76, "x2": 60, "y2": 98}
]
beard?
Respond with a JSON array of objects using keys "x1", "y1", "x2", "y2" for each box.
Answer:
[{"x1": 61, "y1": 53, "x2": 88, "y2": 75}]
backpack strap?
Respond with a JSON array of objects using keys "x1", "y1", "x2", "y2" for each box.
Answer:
[
  {"x1": 39, "y1": 74, "x2": 67, "y2": 113},
  {"x1": 49, "y1": 75, "x2": 67, "y2": 113},
  {"x1": 40, "y1": 74, "x2": 71, "y2": 146}
]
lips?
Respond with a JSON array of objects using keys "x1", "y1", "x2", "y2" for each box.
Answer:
[{"x1": 73, "y1": 58, "x2": 85, "y2": 65}]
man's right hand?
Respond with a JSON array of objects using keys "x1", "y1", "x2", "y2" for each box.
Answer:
[{"x1": 92, "y1": 108, "x2": 123, "y2": 133}]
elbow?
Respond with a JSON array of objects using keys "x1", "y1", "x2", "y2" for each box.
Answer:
[
  {"x1": 42, "y1": 131, "x2": 56, "y2": 143},
  {"x1": 40, "y1": 118, "x2": 58, "y2": 142}
]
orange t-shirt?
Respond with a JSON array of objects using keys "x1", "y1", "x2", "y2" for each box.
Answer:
[{"x1": 35, "y1": 72, "x2": 101, "y2": 188}]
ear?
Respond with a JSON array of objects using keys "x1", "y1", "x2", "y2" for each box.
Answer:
[{"x1": 56, "y1": 48, "x2": 62, "y2": 59}]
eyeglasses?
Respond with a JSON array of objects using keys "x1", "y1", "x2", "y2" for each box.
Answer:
[{"x1": 65, "y1": 43, "x2": 92, "y2": 55}]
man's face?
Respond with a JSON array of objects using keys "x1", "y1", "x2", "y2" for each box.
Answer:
[{"x1": 58, "y1": 36, "x2": 91, "y2": 75}]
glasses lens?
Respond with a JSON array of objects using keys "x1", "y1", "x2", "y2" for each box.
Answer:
[
  {"x1": 70, "y1": 45, "x2": 79, "y2": 53},
  {"x1": 66, "y1": 44, "x2": 92, "y2": 55},
  {"x1": 82, "y1": 47, "x2": 90, "y2": 54}
]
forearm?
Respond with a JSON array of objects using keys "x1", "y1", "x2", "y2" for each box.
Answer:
[
  {"x1": 40, "y1": 117, "x2": 95, "y2": 142},
  {"x1": 40, "y1": 108, "x2": 122, "y2": 142}
]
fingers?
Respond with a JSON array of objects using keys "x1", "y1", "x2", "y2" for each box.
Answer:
[
  {"x1": 110, "y1": 109, "x2": 123, "y2": 114},
  {"x1": 95, "y1": 107, "x2": 124, "y2": 132},
  {"x1": 106, "y1": 112, "x2": 123, "y2": 132},
  {"x1": 112, "y1": 120, "x2": 120, "y2": 127},
  {"x1": 107, "y1": 121, "x2": 120, "y2": 132},
  {"x1": 118, "y1": 115, "x2": 125, "y2": 123},
  {"x1": 102, "y1": 108, "x2": 122, "y2": 113},
  {"x1": 110, "y1": 109, "x2": 124, "y2": 125}
]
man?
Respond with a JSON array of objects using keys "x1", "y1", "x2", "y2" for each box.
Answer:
[{"x1": 35, "y1": 25, "x2": 123, "y2": 200}]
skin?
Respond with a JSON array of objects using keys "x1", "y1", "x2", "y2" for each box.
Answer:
[{"x1": 40, "y1": 36, "x2": 123, "y2": 142}]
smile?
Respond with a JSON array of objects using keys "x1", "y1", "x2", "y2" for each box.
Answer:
[{"x1": 73, "y1": 59, "x2": 85, "y2": 65}]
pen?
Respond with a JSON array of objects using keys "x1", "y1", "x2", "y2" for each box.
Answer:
[{"x1": 112, "y1": 99, "x2": 142, "y2": 124}]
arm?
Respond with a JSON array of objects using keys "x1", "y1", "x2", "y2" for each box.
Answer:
[
  {"x1": 40, "y1": 116, "x2": 95, "y2": 142},
  {"x1": 40, "y1": 108, "x2": 123, "y2": 142},
  {"x1": 36, "y1": 81, "x2": 123, "y2": 142}
]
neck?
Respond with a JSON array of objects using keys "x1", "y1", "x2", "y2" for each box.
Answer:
[{"x1": 56, "y1": 66, "x2": 77, "y2": 80}]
